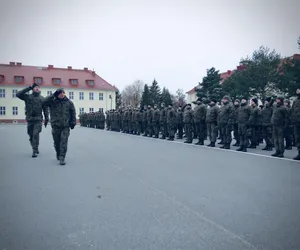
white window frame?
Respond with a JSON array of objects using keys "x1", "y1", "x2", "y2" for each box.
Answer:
[
  {"x1": 12, "y1": 106, "x2": 18, "y2": 116},
  {"x1": 12, "y1": 89, "x2": 18, "y2": 98},
  {"x1": 79, "y1": 92, "x2": 84, "y2": 100},
  {"x1": 0, "y1": 106, "x2": 6, "y2": 115},
  {"x1": 89, "y1": 108, "x2": 94, "y2": 112},
  {"x1": 99, "y1": 108, "x2": 103, "y2": 112},
  {"x1": 89, "y1": 92, "x2": 94, "y2": 100},
  {"x1": 34, "y1": 77, "x2": 43, "y2": 84},
  {"x1": 0, "y1": 89, "x2": 5, "y2": 98},
  {"x1": 99, "y1": 93, "x2": 104, "y2": 100},
  {"x1": 69, "y1": 91, "x2": 74, "y2": 100},
  {"x1": 79, "y1": 108, "x2": 84, "y2": 114}
]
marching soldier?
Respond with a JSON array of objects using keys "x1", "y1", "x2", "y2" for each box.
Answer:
[
  {"x1": 206, "y1": 99, "x2": 219, "y2": 147},
  {"x1": 193, "y1": 98, "x2": 207, "y2": 145},
  {"x1": 291, "y1": 88, "x2": 300, "y2": 160},
  {"x1": 183, "y1": 104, "x2": 194, "y2": 143},
  {"x1": 237, "y1": 97, "x2": 251, "y2": 152},
  {"x1": 232, "y1": 99, "x2": 240, "y2": 146},
  {"x1": 176, "y1": 106, "x2": 184, "y2": 139},
  {"x1": 152, "y1": 105, "x2": 160, "y2": 138},
  {"x1": 261, "y1": 97, "x2": 274, "y2": 151},
  {"x1": 166, "y1": 104, "x2": 176, "y2": 141}
]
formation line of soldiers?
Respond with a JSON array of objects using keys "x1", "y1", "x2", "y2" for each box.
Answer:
[{"x1": 79, "y1": 91, "x2": 300, "y2": 161}]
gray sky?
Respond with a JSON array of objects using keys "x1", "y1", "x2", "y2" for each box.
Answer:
[{"x1": 0, "y1": 0, "x2": 299, "y2": 93}]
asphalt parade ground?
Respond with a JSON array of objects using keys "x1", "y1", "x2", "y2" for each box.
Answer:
[{"x1": 0, "y1": 124, "x2": 299, "y2": 250}]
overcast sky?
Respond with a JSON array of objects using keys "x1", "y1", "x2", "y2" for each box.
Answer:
[{"x1": 0, "y1": 0, "x2": 299, "y2": 93}]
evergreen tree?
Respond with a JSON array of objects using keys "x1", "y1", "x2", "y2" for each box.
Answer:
[
  {"x1": 115, "y1": 89, "x2": 122, "y2": 108},
  {"x1": 149, "y1": 79, "x2": 161, "y2": 105},
  {"x1": 160, "y1": 87, "x2": 173, "y2": 106},
  {"x1": 196, "y1": 67, "x2": 222, "y2": 101},
  {"x1": 140, "y1": 84, "x2": 150, "y2": 107}
]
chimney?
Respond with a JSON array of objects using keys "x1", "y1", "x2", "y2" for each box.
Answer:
[
  {"x1": 48, "y1": 65, "x2": 54, "y2": 69},
  {"x1": 16, "y1": 62, "x2": 22, "y2": 66},
  {"x1": 84, "y1": 67, "x2": 88, "y2": 71},
  {"x1": 67, "y1": 66, "x2": 72, "y2": 70},
  {"x1": 9, "y1": 62, "x2": 15, "y2": 66},
  {"x1": 92, "y1": 70, "x2": 96, "y2": 76}
]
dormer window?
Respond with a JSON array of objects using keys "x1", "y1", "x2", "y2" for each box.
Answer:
[
  {"x1": 14, "y1": 76, "x2": 24, "y2": 83},
  {"x1": 70, "y1": 79, "x2": 78, "y2": 86},
  {"x1": 0, "y1": 75, "x2": 4, "y2": 83},
  {"x1": 34, "y1": 77, "x2": 43, "y2": 84},
  {"x1": 52, "y1": 78, "x2": 61, "y2": 85},
  {"x1": 86, "y1": 80, "x2": 94, "y2": 86}
]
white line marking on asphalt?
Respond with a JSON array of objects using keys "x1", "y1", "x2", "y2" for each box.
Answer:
[
  {"x1": 110, "y1": 162, "x2": 260, "y2": 250},
  {"x1": 99, "y1": 129, "x2": 299, "y2": 163}
]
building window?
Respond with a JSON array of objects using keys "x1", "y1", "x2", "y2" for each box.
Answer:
[
  {"x1": 89, "y1": 108, "x2": 94, "y2": 112},
  {"x1": 99, "y1": 108, "x2": 103, "y2": 112},
  {"x1": 14, "y1": 76, "x2": 24, "y2": 83},
  {"x1": 12, "y1": 89, "x2": 18, "y2": 98},
  {"x1": 52, "y1": 78, "x2": 61, "y2": 85},
  {"x1": 99, "y1": 93, "x2": 103, "y2": 100},
  {"x1": 79, "y1": 108, "x2": 84, "y2": 114},
  {"x1": 70, "y1": 79, "x2": 78, "y2": 86},
  {"x1": 47, "y1": 91, "x2": 53, "y2": 96},
  {"x1": 79, "y1": 92, "x2": 84, "y2": 100},
  {"x1": 86, "y1": 80, "x2": 94, "y2": 86},
  {"x1": 0, "y1": 75, "x2": 4, "y2": 83},
  {"x1": 34, "y1": 77, "x2": 43, "y2": 84},
  {"x1": 0, "y1": 89, "x2": 5, "y2": 98},
  {"x1": 69, "y1": 91, "x2": 74, "y2": 100},
  {"x1": 89, "y1": 92, "x2": 94, "y2": 100},
  {"x1": 0, "y1": 106, "x2": 5, "y2": 115},
  {"x1": 12, "y1": 106, "x2": 18, "y2": 116}
]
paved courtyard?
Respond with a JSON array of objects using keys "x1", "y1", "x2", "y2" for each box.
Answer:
[{"x1": 0, "y1": 125, "x2": 299, "y2": 250}]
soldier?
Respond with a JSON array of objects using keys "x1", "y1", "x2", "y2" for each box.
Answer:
[
  {"x1": 206, "y1": 99, "x2": 219, "y2": 147},
  {"x1": 261, "y1": 97, "x2": 274, "y2": 151},
  {"x1": 176, "y1": 106, "x2": 184, "y2": 139},
  {"x1": 218, "y1": 96, "x2": 234, "y2": 149},
  {"x1": 159, "y1": 103, "x2": 168, "y2": 139},
  {"x1": 43, "y1": 88, "x2": 76, "y2": 165},
  {"x1": 193, "y1": 98, "x2": 207, "y2": 145},
  {"x1": 152, "y1": 105, "x2": 160, "y2": 138},
  {"x1": 142, "y1": 106, "x2": 148, "y2": 136},
  {"x1": 100, "y1": 110, "x2": 105, "y2": 129},
  {"x1": 283, "y1": 99, "x2": 293, "y2": 150},
  {"x1": 248, "y1": 98, "x2": 260, "y2": 149},
  {"x1": 16, "y1": 83, "x2": 49, "y2": 157},
  {"x1": 236, "y1": 97, "x2": 252, "y2": 152},
  {"x1": 135, "y1": 108, "x2": 142, "y2": 135},
  {"x1": 183, "y1": 104, "x2": 194, "y2": 143},
  {"x1": 291, "y1": 88, "x2": 300, "y2": 160},
  {"x1": 147, "y1": 105, "x2": 154, "y2": 137},
  {"x1": 128, "y1": 107, "x2": 133, "y2": 134},
  {"x1": 271, "y1": 97, "x2": 287, "y2": 158},
  {"x1": 166, "y1": 104, "x2": 176, "y2": 141},
  {"x1": 232, "y1": 99, "x2": 240, "y2": 146}
]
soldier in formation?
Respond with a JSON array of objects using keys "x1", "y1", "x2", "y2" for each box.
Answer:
[{"x1": 80, "y1": 92, "x2": 300, "y2": 160}]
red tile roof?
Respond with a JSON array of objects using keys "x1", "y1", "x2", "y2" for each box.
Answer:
[{"x1": 0, "y1": 63, "x2": 116, "y2": 91}]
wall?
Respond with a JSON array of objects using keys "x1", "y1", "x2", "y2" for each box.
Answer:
[
  {"x1": 187, "y1": 91, "x2": 197, "y2": 107},
  {"x1": 0, "y1": 86, "x2": 116, "y2": 123}
]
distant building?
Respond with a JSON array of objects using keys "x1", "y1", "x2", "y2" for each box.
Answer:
[{"x1": 0, "y1": 62, "x2": 117, "y2": 123}]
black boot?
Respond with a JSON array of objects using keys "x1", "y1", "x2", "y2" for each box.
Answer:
[
  {"x1": 59, "y1": 156, "x2": 66, "y2": 165},
  {"x1": 210, "y1": 142, "x2": 215, "y2": 147},
  {"x1": 207, "y1": 142, "x2": 212, "y2": 147},
  {"x1": 293, "y1": 153, "x2": 300, "y2": 161},
  {"x1": 184, "y1": 140, "x2": 192, "y2": 144},
  {"x1": 218, "y1": 141, "x2": 224, "y2": 145},
  {"x1": 32, "y1": 150, "x2": 38, "y2": 158},
  {"x1": 236, "y1": 146, "x2": 243, "y2": 151},
  {"x1": 271, "y1": 151, "x2": 280, "y2": 157},
  {"x1": 262, "y1": 146, "x2": 268, "y2": 150},
  {"x1": 224, "y1": 143, "x2": 230, "y2": 149}
]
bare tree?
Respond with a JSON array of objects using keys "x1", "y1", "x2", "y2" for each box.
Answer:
[
  {"x1": 173, "y1": 89, "x2": 186, "y2": 107},
  {"x1": 121, "y1": 80, "x2": 144, "y2": 107}
]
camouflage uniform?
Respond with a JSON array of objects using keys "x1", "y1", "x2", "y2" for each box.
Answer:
[
  {"x1": 205, "y1": 102, "x2": 219, "y2": 147},
  {"x1": 271, "y1": 99, "x2": 287, "y2": 157},
  {"x1": 176, "y1": 108, "x2": 184, "y2": 139},
  {"x1": 284, "y1": 100, "x2": 293, "y2": 150},
  {"x1": 248, "y1": 101, "x2": 260, "y2": 148},
  {"x1": 166, "y1": 106, "x2": 177, "y2": 140},
  {"x1": 232, "y1": 100, "x2": 240, "y2": 146},
  {"x1": 135, "y1": 109, "x2": 142, "y2": 135},
  {"x1": 152, "y1": 106, "x2": 160, "y2": 138},
  {"x1": 193, "y1": 100, "x2": 207, "y2": 145},
  {"x1": 261, "y1": 99, "x2": 273, "y2": 150},
  {"x1": 218, "y1": 97, "x2": 234, "y2": 149},
  {"x1": 16, "y1": 85, "x2": 49, "y2": 157},
  {"x1": 43, "y1": 89, "x2": 76, "y2": 165},
  {"x1": 159, "y1": 105, "x2": 168, "y2": 139},
  {"x1": 236, "y1": 101, "x2": 251, "y2": 152},
  {"x1": 291, "y1": 95, "x2": 300, "y2": 160},
  {"x1": 183, "y1": 105, "x2": 194, "y2": 143}
]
